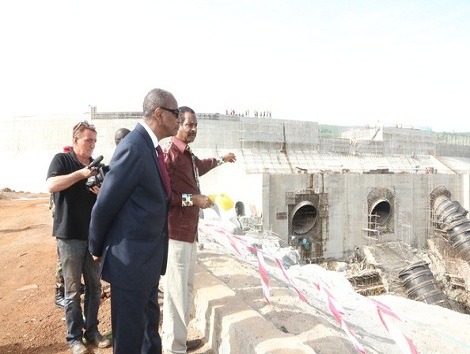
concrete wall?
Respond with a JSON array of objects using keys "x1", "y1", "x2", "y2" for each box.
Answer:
[
  {"x1": 0, "y1": 115, "x2": 141, "y2": 192},
  {"x1": 2, "y1": 113, "x2": 470, "y2": 262},
  {"x1": 263, "y1": 172, "x2": 464, "y2": 260},
  {"x1": 0, "y1": 114, "x2": 89, "y2": 192},
  {"x1": 193, "y1": 115, "x2": 320, "y2": 151},
  {"x1": 195, "y1": 150, "x2": 264, "y2": 219},
  {"x1": 191, "y1": 115, "x2": 242, "y2": 150},
  {"x1": 382, "y1": 128, "x2": 436, "y2": 155}
]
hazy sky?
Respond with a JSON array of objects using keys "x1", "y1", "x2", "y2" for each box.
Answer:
[{"x1": 1, "y1": 0, "x2": 469, "y2": 132}]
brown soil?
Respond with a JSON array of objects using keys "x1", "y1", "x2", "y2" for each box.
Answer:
[{"x1": 0, "y1": 192, "x2": 206, "y2": 354}]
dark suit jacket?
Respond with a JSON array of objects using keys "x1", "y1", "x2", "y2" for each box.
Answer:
[{"x1": 89, "y1": 123, "x2": 169, "y2": 291}]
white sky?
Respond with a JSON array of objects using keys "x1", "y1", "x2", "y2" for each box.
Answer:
[{"x1": 1, "y1": 0, "x2": 469, "y2": 132}]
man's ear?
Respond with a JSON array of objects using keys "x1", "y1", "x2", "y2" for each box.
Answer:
[{"x1": 154, "y1": 107, "x2": 163, "y2": 125}]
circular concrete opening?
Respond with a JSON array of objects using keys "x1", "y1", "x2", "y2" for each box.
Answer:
[
  {"x1": 291, "y1": 201, "x2": 318, "y2": 234},
  {"x1": 370, "y1": 199, "x2": 391, "y2": 226}
]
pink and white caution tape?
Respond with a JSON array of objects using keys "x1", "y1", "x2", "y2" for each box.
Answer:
[
  {"x1": 229, "y1": 233, "x2": 307, "y2": 304},
  {"x1": 313, "y1": 280, "x2": 366, "y2": 354},
  {"x1": 205, "y1": 225, "x2": 271, "y2": 302},
  {"x1": 199, "y1": 222, "x2": 418, "y2": 354},
  {"x1": 255, "y1": 249, "x2": 271, "y2": 303},
  {"x1": 273, "y1": 257, "x2": 308, "y2": 303},
  {"x1": 369, "y1": 298, "x2": 418, "y2": 354},
  {"x1": 231, "y1": 235, "x2": 272, "y2": 303},
  {"x1": 226, "y1": 232, "x2": 246, "y2": 257}
]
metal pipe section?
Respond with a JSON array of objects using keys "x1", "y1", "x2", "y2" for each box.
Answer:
[
  {"x1": 432, "y1": 193, "x2": 470, "y2": 262},
  {"x1": 398, "y1": 261, "x2": 451, "y2": 309}
]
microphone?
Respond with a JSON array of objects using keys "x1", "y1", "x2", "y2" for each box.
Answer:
[{"x1": 88, "y1": 155, "x2": 104, "y2": 169}]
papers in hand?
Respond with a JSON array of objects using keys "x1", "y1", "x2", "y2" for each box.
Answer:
[{"x1": 210, "y1": 203, "x2": 221, "y2": 218}]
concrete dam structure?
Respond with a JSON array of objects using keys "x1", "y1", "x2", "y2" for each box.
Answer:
[{"x1": 2, "y1": 110, "x2": 470, "y2": 312}]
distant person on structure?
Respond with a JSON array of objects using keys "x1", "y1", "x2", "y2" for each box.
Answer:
[
  {"x1": 161, "y1": 106, "x2": 236, "y2": 353},
  {"x1": 89, "y1": 88, "x2": 179, "y2": 354},
  {"x1": 46, "y1": 121, "x2": 111, "y2": 354}
]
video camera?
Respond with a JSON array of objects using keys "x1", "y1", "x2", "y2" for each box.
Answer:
[{"x1": 86, "y1": 156, "x2": 109, "y2": 188}]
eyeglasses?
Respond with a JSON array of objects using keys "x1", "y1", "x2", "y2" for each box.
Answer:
[
  {"x1": 73, "y1": 121, "x2": 96, "y2": 134},
  {"x1": 158, "y1": 107, "x2": 180, "y2": 118}
]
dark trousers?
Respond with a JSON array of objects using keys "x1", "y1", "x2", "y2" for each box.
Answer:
[{"x1": 110, "y1": 284, "x2": 161, "y2": 354}]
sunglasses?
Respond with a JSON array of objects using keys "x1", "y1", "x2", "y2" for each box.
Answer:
[
  {"x1": 73, "y1": 121, "x2": 96, "y2": 134},
  {"x1": 159, "y1": 107, "x2": 180, "y2": 118}
]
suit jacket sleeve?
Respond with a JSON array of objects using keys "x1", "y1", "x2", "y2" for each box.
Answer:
[{"x1": 89, "y1": 143, "x2": 143, "y2": 257}]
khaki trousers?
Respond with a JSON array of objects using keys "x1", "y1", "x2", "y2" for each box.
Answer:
[{"x1": 162, "y1": 239, "x2": 197, "y2": 354}]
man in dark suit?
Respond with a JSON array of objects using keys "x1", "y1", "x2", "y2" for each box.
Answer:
[{"x1": 89, "y1": 88, "x2": 180, "y2": 354}]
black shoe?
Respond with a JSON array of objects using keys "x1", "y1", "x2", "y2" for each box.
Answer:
[
  {"x1": 55, "y1": 290, "x2": 65, "y2": 309},
  {"x1": 186, "y1": 338, "x2": 203, "y2": 351}
]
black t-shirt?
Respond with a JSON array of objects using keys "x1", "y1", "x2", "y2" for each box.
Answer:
[{"x1": 47, "y1": 151, "x2": 96, "y2": 240}]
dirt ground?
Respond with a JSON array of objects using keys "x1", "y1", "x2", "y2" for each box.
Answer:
[{"x1": 0, "y1": 192, "x2": 207, "y2": 354}]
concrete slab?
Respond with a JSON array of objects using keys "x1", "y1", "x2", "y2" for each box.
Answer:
[{"x1": 193, "y1": 264, "x2": 316, "y2": 354}]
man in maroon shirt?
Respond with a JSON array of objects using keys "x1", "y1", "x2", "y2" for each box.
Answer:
[{"x1": 162, "y1": 106, "x2": 236, "y2": 353}]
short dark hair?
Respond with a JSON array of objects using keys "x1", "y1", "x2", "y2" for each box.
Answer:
[
  {"x1": 142, "y1": 88, "x2": 172, "y2": 118},
  {"x1": 114, "y1": 128, "x2": 130, "y2": 146},
  {"x1": 178, "y1": 106, "x2": 195, "y2": 125}
]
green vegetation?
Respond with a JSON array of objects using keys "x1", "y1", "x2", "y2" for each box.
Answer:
[
  {"x1": 319, "y1": 124, "x2": 470, "y2": 143},
  {"x1": 318, "y1": 124, "x2": 361, "y2": 138}
]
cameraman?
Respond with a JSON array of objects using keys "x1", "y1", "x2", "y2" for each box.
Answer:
[
  {"x1": 85, "y1": 127, "x2": 130, "y2": 189},
  {"x1": 46, "y1": 121, "x2": 111, "y2": 354}
]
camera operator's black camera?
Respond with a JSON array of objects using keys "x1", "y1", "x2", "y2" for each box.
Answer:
[
  {"x1": 86, "y1": 155, "x2": 109, "y2": 188},
  {"x1": 86, "y1": 164, "x2": 110, "y2": 188}
]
